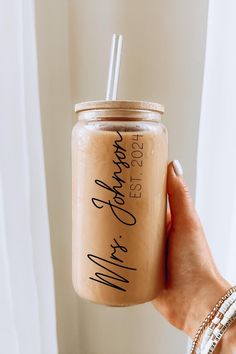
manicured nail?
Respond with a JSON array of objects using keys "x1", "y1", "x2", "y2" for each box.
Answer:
[{"x1": 172, "y1": 160, "x2": 184, "y2": 176}]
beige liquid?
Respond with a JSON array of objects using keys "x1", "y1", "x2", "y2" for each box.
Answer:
[{"x1": 72, "y1": 121, "x2": 168, "y2": 306}]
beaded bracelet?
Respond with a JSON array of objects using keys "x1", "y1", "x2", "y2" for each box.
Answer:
[
  {"x1": 189, "y1": 285, "x2": 236, "y2": 354},
  {"x1": 202, "y1": 309, "x2": 236, "y2": 354},
  {"x1": 200, "y1": 293, "x2": 236, "y2": 351}
]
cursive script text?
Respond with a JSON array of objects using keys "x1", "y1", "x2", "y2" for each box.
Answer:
[
  {"x1": 87, "y1": 236, "x2": 136, "y2": 292},
  {"x1": 91, "y1": 131, "x2": 136, "y2": 226}
]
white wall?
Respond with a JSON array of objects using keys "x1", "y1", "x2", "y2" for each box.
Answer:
[{"x1": 35, "y1": 0, "x2": 209, "y2": 353}]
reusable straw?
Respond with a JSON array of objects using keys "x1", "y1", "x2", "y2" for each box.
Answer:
[{"x1": 106, "y1": 34, "x2": 123, "y2": 100}]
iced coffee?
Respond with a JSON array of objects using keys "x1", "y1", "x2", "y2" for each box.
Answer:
[{"x1": 72, "y1": 100, "x2": 168, "y2": 306}]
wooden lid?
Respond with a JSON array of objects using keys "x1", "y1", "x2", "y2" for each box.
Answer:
[{"x1": 75, "y1": 100, "x2": 164, "y2": 114}]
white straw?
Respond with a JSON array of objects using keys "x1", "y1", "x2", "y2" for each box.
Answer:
[{"x1": 106, "y1": 34, "x2": 123, "y2": 100}]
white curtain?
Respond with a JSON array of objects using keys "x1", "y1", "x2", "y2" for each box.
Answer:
[
  {"x1": 0, "y1": 1, "x2": 58, "y2": 353},
  {"x1": 3, "y1": 0, "x2": 236, "y2": 353},
  {"x1": 196, "y1": 0, "x2": 236, "y2": 284}
]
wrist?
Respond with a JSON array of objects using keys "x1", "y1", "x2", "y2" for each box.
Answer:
[
  {"x1": 219, "y1": 319, "x2": 236, "y2": 353},
  {"x1": 182, "y1": 275, "x2": 231, "y2": 338}
]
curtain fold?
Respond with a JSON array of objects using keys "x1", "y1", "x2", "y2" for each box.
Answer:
[
  {"x1": 196, "y1": 0, "x2": 236, "y2": 284},
  {"x1": 3, "y1": 0, "x2": 236, "y2": 352},
  {"x1": 0, "y1": 1, "x2": 58, "y2": 353}
]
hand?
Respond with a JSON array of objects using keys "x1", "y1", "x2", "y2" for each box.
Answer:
[{"x1": 152, "y1": 161, "x2": 230, "y2": 339}]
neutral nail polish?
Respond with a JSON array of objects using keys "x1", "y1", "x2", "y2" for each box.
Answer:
[{"x1": 172, "y1": 160, "x2": 184, "y2": 176}]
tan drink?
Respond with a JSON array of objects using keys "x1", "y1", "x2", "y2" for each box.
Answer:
[{"x1": 72, "y1": 101, "x2": 168, "y2": 306}]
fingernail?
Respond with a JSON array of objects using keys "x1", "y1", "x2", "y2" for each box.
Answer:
[{"x1": 172, "y1": 160, "x2": 184, "y2": 176}]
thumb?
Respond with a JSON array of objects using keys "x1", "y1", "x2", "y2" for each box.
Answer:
[{"x1": 167, "y1": 160, "x2": 200, "y2": 231}]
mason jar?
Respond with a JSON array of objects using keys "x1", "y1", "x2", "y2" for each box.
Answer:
[{"x1": 72, "y1": 100, "x2": 168, "y2": 306}]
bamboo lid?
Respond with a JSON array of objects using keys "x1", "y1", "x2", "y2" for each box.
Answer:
[{"x1": 75, "y1": 100, "x2": 164, "y2": 114}]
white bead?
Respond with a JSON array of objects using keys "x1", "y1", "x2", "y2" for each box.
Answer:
[
  {"x1": 224, "y1": 306, "x2": 236, "y2": 319},
  {"x1": 221, "y1": 300, "x2": 232, "y2": 313},
  {"x1": 191, "y1": 289, "x2": 236, "y2": 354},
  {"x1": 202, "y1": 339, "x2": 214, "y2": 354},
  {"x1": 221, "y1": 316, "x2": 228, "y2": 325},
  {"x1": 201, "y1": 300, "x2": 236, "y2": 352},
  {"x1": 219, "y1": 294, "x2": 236, "y2": 314},
  {"x1": 202, "y1": 315, "x2": 236, "y2": 353},
  {"x1": 213, "y1": 327, "x2": 221, "y2": 337},
  {"x1": 201, "y1": 328, "x2": 213, "y2": 350},
  {"x1": 212, "y1": 317, "x2": 221, "y2": 325}
]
